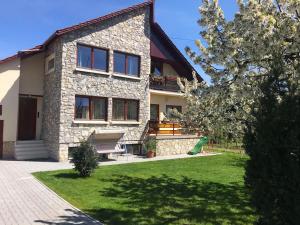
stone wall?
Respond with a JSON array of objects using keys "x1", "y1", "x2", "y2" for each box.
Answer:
[
  {"x1": 42, "y1": 40, "x2": 64, "y2": 161},
  {"x1": 156, "y1": 137, "x2": 199, "y2": 156},
  {"x1": 55, "y1": 6, "x2": 151, "y2": 161}
]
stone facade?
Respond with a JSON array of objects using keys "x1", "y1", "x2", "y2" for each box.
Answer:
[
  {"x1": 156, "y1": 137, "x2": 200, "y2": 156},
  {"x1": 42, "y1": 39, "x2": 64, "y2": 160},
  {"x1": 42, "y1": 6, "x2": 151, "y2": 161}
]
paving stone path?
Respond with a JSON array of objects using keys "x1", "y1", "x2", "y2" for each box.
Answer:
[
  {"x1": 0, "y1": 160, "x2": 102, "y2": 225},
  {"x1": 0, "y1": 153, "x2": 218, "y2": 224}
]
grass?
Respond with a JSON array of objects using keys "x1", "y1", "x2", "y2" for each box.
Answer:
[{"x1": 34, "y1": 153, "x2": 257, "y2": 225}]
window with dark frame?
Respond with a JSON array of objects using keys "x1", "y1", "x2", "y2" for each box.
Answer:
[
  {"x1": 112, "y1": 99, "x2": 139, "y2": 121},
  {"x1": 75, "y1": 96, "x2": 107, "y2": 121},
  {"x1": 0, "y1": 105, "x2": 2, "y2": 116},
  {"x1": 151, "y1": 60, "x2": 163, "y2": 76},
  {"x1": 48, "y1": 58, "x2": 55, "y2": 71},
  {"x1": 113, "y1": 51, "x2": 140, "y2": 77},
  {"x1": 77, "y1": 44, "x2": 108, "y2": 71}
]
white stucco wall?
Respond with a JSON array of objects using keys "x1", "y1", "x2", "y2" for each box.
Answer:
[
  {"x1": 150, "y1": 93, "x2": 186, "y2": 117},
  {"x1": 19, "y1": 52, "x2": 44, "y2": 96},
  {"x1": 0, "y1": 59, "x2": 20, "y2": 142},
  {"x1": 19, "y1": 53, "x2": 45, "y2": 140}
]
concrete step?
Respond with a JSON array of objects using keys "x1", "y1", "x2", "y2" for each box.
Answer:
[
  {"x1": 16, "y1": 140, "x2": 44, "y2": 145},
  {"x1": 15, "y1": 153, "x2": 49, "y2": 160},
  {"x1": 15, "y1": 144, "x2": 46, "y2": 151},
  {"x1": 15, "y1": 140, "x2": 49, "y2": 160}
]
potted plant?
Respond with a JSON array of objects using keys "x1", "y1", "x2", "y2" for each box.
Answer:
[{"x1": 145, "y1": 137, "x2": 156, "y2": 158}]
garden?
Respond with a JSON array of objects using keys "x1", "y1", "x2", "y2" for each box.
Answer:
[{"x1": 34, "y1": 153, "x2": 257, "y2": 225}]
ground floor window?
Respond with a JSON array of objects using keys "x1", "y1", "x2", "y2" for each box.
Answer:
[
  {"x1": 126, "y1": 144, "x2": 142, "y2": 155},
  {"x1": 112, "y1": 99, "x2": 139, "y2": 121},
  {"x1": 75, "y1": 96, "x2": 107, "y2": 120}
]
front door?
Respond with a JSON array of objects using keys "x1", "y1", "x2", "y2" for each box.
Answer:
[
  {"x1": 0, "y1": 120, "x2": 3, "y2": 159},
  {"x1": 18, "y1": 97, "x2": 37, "y2": 140},
  {"x1": 150, "y1": 104, "x2": 159, "y2": 121}
]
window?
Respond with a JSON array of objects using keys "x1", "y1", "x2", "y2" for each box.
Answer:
[
  {"x1": 151, "y1": 60, "x2": 163, "y2": 76},
  {"x1": 166, "y1": 105, "x2": 182, "y2": 118},
  {"x1": 0, "y1": 105, "x2": 2, "y2": 116},
  {"x1": 75, "y1": 96, "x2": 107, "y2": 120},
  {"x1": 112, "y1": 99, "x2": 139, "y2": 121},
  {"x1": 77, "y1": 44, "x2": 108, "y2": 71},
  {"x1": 114, "y1": 51, "x2": 140, "y2": 76},
  {"x1": 45, "y1": 54, "x2": 55, "y2": 74}
]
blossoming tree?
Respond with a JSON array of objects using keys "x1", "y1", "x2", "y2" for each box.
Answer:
[{"x1": 179, "y1": 0, "x2": 300, "y2": 223}]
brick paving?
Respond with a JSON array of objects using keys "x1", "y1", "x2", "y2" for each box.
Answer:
[
  {"x1": 0, "y1": 153, "x2": 219, "y2": 225},
  {"x1": 0, "y1": 160, "x2": 102, "y2": 225}
]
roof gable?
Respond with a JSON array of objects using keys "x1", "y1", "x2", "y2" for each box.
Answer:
[
  {"x1": 0, "y1": 0, "x2": 203, "y2": 82},
  {"x1": 151, "y1": 23, "x2": 202, "y2": 81}
]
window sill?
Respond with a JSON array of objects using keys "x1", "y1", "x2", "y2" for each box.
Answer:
[
  {"x1": 112, "y1": 73, "x2": 141, "y2": 80},
  {"x1": 73, "y1": 120, "x2": 109, "y2": 125},
  {"x1": 75, "y1": 68, "x2": 110, "y2": 76},
  {"x1": 46, "y1": 69, "x2": 55, "y2": 75},
  {"x1": 111, "y1": 121, "x2": 141, "y2": 125}
]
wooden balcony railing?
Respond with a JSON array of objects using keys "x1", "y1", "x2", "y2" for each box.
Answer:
[
  {"x1": 148, "y1": 120, "x2": 182, "y2": 136},
  {"x1": 149, "y1": 74, "x2": 180, "y2": 92}
]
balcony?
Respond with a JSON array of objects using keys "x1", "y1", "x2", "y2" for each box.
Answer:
[
  {"x1": 148, "y1": 120, "x2": 182, "y2": 136},
  {"x1": 149, "y1": 74, "x2": 180, "y2": 92}
]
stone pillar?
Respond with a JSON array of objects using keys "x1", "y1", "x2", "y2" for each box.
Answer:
[{"x1": 59, "y1": 144, "x2": 69, "y2": 162}]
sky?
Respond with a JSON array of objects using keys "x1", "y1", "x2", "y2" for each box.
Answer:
[{"x1": 0, "y1": 0, "x2": 237, "y2": 82}]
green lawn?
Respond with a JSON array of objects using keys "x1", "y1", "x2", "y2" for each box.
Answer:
[{"x1": 34, "y1": 153, "x2": 257, "y2": 225}]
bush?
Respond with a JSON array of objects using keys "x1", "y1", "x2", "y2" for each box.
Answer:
[
  {"x1": 244, "y1": 75, "x2": 300, "y2": 224},
  {"x1": 71, "y1": 141, "x2": 98, "y2": 177},
  {"x1": 145, "y1": 137, "x2": 157, "y2": 152}
]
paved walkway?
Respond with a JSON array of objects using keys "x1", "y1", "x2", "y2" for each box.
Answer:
[
  {"x1": 0, "y1": 160, "x2": 101, "y2": 225},
  {"x1": 0, "y1": 153, "x2": 218, "y2": 225}
]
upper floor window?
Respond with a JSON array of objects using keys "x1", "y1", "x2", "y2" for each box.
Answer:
[
  {"x1": 114, "y1": 51, "x2": 140, "y2": 77},
  {"x1": 77, "y1": 44, "x2": 108, "y2": 72},
  {"x1": 45, "y1": 54, "x2": 55, "y2": 74},
  {"x1": 112, "y1": 99, "x2": 139, "y2": 121},
  {"x1": 151, "y1": 60, "x2": 163, "y2": 76},
  {"x1": 75, "y1": 95, "x2": 107, "y2": 120}
]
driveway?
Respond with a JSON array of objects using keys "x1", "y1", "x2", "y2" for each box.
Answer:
[{"x1": 0, "y1": 160, "x2": 102, "y2": 225}]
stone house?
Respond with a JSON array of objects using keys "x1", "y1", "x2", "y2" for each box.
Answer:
[{"x1": 0, "y1": 1, "x2": 203, "y2": 161}]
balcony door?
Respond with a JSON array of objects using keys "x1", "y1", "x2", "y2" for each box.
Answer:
[
  {"x1": 150, "y1": 104, "x2": 159, "y2": 121},
  {"x1": 18, "y1": 97, "x2": 37, "y2": 140}
]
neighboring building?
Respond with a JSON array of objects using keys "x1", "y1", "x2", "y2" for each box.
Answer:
[{"x1": 0, "y1": 0, "x2": 202, "y2": 161}]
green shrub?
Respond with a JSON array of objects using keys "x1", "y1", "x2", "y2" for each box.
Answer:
[
  {"x1": 145, "y1": 137, "x2": 157, "y2": 152},
  {"x1": 71, "y1": 141, "x2": 98, "y2": 177},
  {"x1": 244, "y1": 75, "x2": 300, "y2": 224}
]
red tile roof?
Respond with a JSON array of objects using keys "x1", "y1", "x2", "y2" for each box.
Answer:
[{"x1": 0, "y1": 54, "x2": 18, "y2": 64}]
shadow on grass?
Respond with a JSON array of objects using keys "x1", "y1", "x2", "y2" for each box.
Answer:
[
  {"x1": 86, "y1": 175, "x2": 255, "y2": 225},
  {"x1": 54, "y1": 173, "x2": 81, "y2": 179},
  {"x1": 35, "y1": 208, "x2": 102, "y2": 225}
]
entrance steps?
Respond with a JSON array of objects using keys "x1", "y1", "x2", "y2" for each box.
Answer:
[{"x1": 15, "y1": 140, "x2": 49, "y2": 160}]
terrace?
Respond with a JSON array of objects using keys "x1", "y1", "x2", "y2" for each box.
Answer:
[{"x1": 149, "y1": 74, "x2": 181, "y2": 92}]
